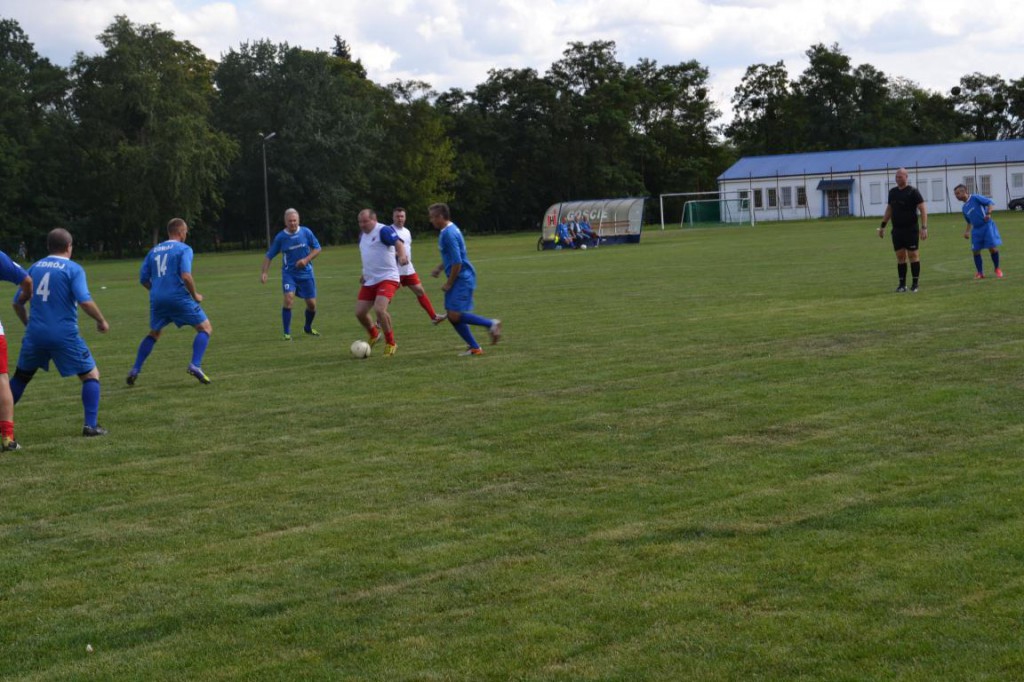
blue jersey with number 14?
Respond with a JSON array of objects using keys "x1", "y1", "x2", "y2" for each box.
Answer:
[{"x1": 141, "y1": 240, "x2": 194, "y2": 305}]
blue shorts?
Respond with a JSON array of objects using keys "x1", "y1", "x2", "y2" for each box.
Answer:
[
  {"x1": 283, "y1": 273, "x2": 316, "y2": 300},
  {"x1": 444, "y1": 278, "x2": 475, "y2": 313},
  {"x1": 17, "y1": 333, "x2": 96, "y2": 377},
  {"x1": 971, "y1": 223, "x2": 1002, "y2": 251},
  {"x1": 151, "y1": 298, "x2": 208, "y2": 331}
]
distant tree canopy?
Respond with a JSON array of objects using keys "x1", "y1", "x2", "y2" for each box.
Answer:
[{"x1": 0, "y1": 19, "x2": 1020, "y2": 254}]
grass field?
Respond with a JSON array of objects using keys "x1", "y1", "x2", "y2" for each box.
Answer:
[{"x1": 2, "y1": 212, "x2": 1024, "y2": 680}]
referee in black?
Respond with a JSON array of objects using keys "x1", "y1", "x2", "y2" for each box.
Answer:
[{"x1": 878, "y1": 167, "x2": 928, "y2": 292}]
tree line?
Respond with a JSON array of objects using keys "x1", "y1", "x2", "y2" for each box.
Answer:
[{"x1": 2, "y1": 15, "x2": 1022, "y2": 256}]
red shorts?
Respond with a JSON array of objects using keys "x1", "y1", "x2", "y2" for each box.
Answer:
[
  {"x1": 0, "y1": 335, "x2": 7, "y2": 375},
  {"x1": 358, "y1": 280, "x2": 400, "y2": 302},
  {"x1": 399, "y1": 273, "x2": 422, "y2": 287}
]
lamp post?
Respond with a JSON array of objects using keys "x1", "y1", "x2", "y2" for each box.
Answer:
[{"x1": 260, "y1": 131, "x2": 277, "y2": 246}]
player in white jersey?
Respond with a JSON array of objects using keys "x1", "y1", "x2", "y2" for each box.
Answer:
[
  {"x1": 391, "y1": 207, "x2": 446, "y2": 324},
  {"x1": 355, "y1": 209, "x2": 409, "y2": 357}
]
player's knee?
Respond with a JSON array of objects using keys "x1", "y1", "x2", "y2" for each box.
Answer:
[{"x1": 79, "y1": 368, "x2": 100, "y2": 382}]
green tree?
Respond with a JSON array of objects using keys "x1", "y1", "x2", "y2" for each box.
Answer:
[
  {"x1": 726, "y1": 61, "x2": 797, "y2": 156},
  {"x1": 214, "y1": 39, "x2": 382, "y2": 245},
  {"x1": 791, "y1": 43, "x2": 857, "y2": 150},
  {"x1": 368, "y1": 80, "x2": 455, "y2": 230},
  {"x1": 70, "y1": 16, "x2": 236, "y2": 255},
  {"x1": 952, "y1": 73, "x2": 1011, "y2": 140},
  {"x1": 0, "y1": 17, "x2": 72, "y2": 250}
]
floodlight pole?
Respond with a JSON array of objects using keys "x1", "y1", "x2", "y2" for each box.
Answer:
[{"x1": 260, "y1": 132, "x2": 277, "y2": 246}]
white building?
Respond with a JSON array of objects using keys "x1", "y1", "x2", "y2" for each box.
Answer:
[{"x1": 717, "y1": 139, "x2": 1024, "y2": 223}]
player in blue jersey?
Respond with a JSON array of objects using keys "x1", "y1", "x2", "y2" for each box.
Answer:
[
  {"x1": 954, "y1": 184, "x2": 1004, "y2": 279},
  {"x1": 0, "y1": 250, "x2": 32, "y2": 450},
  {"x1": 428, "y1": 203, "x2": 502, "y2": 356},
  {"x1": 126, "y1": 218, "x2": 213, "y2": 386},
  {"x1": 260, "y1": 208, "x2": 322, "y2": 340},
  {"x1": 9, "y1": 228, "x2": 110, "y2": 437}
]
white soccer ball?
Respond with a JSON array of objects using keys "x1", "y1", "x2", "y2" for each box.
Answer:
[
  {"x1": 350, "y1": 340, "x2": 371, "y2": 358},
  {"x1": 580, "y1": 244, "x2": 587, "y2": 250}
]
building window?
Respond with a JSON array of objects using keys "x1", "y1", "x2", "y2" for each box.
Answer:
[
  {"x1": 767, "y1": 188, "x2": 778, "y2": 208},
  {"x1": 738, "y1": 190, "x2": 749, "y2": 209},
  {"x1": 980, "y1": 175, "x2": 992, "y2": 196},
  {"x1": 781, "y1": 186, "x2": 792, "y2": 207},
  {"x1": 1012, "y1": 173, "x2": 1023, "y2": 191},
  {"x1": 931, "y1": 179, "x2": 943, "y2": 202},
  {"x1": 753, "y1": 189, "x2": 763, "y2": 209},
  {"x1": 963, "y1": 176, "x2": 976, "y2": 193},
  {"x1": 796, "y1": 187, "x2": 807, "y2": 207},
  {"x1": 870, "y1": 182, "x2": 882, "y2": 204}
]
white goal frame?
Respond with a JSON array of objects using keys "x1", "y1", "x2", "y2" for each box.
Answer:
[{"x1": 659, "y1": 190, "x2": 756, "y2": 229}]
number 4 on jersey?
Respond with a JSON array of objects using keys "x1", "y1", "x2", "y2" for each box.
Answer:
[{"x1": 36, "y1": 272, "x2": 51, "y2": 302}]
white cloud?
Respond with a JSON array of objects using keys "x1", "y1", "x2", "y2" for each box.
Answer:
[{"x1": 3, "y1": 0, "x2": 1023, "y2": 121}]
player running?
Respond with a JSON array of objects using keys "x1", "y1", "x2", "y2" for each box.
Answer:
[
  {"x1": 260, "y1": 208, "x2": 322, "y2": 340},
  {"x1": 428, "y1": 203, "x2": 502, "y2": 356},
  {"x1": 355, "y1": 209, "x2": 408, "y2": 357},
  {"x1": 127, "y1": 218, "x2": 213, "y2": 386},
  {"x1": 0, "y1": 250, "x2": 32, "y2": 450},
  {"x1": 390, "y1": 207, "x2": 446, "y2": 325}
]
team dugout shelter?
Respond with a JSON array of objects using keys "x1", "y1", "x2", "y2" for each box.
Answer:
[
  {"x1": 539, "y1": 198, "x2": 647, "y2": 250},
  {"x1": 715, "y1": 139, "x2": 1024, "y2": 223}
]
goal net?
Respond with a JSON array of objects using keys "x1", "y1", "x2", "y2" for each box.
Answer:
[
  {"x1": 659, "y1": 191, "x2": 755, "y2": 229},
  {"x1": 681, "y1": 198, "x2": 750, "y2": 227}
]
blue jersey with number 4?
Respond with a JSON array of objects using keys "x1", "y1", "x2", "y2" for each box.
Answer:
[
  {"x1": 22, "y1": 256, "x2": 92, "y2": 342},
  {"x1": 141, "y1": 240, "x2": 194, "y2": 305}
]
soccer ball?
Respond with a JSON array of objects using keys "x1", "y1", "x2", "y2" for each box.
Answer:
[
  {"x1": 580, "y1": 244, "x2": 587, "y2": 250},
  {"x1": 350, "y1": 340, "x2": 371, "y2": 358}
]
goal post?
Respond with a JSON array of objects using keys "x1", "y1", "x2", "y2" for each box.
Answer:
[{"x1": 659, "y1": 191, "x2": 755, "y2": 229}]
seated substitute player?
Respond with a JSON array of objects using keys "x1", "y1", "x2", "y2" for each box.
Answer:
[
  {"x1": 390, "y1": 206, "x2": 446, "y2": 325},
  {"x1": 127, "y1": 218, "x2": 213, "y2": 386},
  {"x1": 428, "y1": 202, "x2": 502, "y2": 356},
  {"x1": 954, "y1": 184, "x2": 1003, "y2": 279},
  {"x1": 356, "y1": 208, "x2": 409, "y2": 357},
  {"x1": 0, "y1": 250, "x2": 32, "y2": 451},
  {"x1": 260, "y1": 207, "x2": 322, "y2": 340},
  {"x1": 10, "y1": 228, "x2": 110, "y2": 437}
]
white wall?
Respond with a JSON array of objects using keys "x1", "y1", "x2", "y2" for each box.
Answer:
[{"x1": 719, "y1": 163, "x2": 1024, "y2": 222}]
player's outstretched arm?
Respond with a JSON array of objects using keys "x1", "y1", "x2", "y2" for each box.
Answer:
[{"x1": 80, "y1": 301, "x2": 109, "y2": 333}]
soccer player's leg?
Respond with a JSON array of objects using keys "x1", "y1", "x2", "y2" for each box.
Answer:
[
  {"x1": 52, "y1": 337, "x2": 104, "y2": 436},
  {"x1": 0, "y1": 336, "x2": 19, "y2": 451},
  {"x1": 187, "y1": 317, "x2": 213, "y2": 385},
  {"x1": 298, "y1": 279, "x2": 319, "y2": 335},
  {"x1": 445, "y1": 284, "x2": 481, "y2": 354},
  {"x1": 373, "y1": 281, "x2": 400, "y2": 354},
  {"x1": 281, "y1": 281, "x2": 296, "y2": 340},
  {"x1": 128, "y1": 324, "x2": 163, "y2": 386},
  {"x1": 355, "y1": 292, "x2": 381, "y2": 346},
  {"x1": 10, "y1": 336, "x2": 44, "y2": 404}
]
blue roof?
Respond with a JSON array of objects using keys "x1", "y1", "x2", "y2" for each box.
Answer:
[{"x1": 719, "y1": 139, "x2": 1024, "y2": 181}]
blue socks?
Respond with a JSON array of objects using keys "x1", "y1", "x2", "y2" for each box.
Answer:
[
  {"x1": 82, "y1": 378, "x2": 100, "y2": 428},
  {"x1": 282, "y1": 308, "x2": 292, "y2": 335},
  {"x1": 452, "y1": 322, "x2": 479, "y2": 349},
  {"x1": 133, "y1": 335, "x2": 157, "y2": 372},
  {"x1": 974, "y1": 253, "x2": 984, "y2": 273},
  {"x1": 304, "y1": 309, "x2": 316, "y2": 332},
  {"x1": 992, "y1": 251, "x2": 1000, "y2": 269},
  {"x1": 192, "y1": 331, "x2": 210, "y2": 367},
  {"x1": 459, "y1": 313, "x2": 493, "y2": 328}
]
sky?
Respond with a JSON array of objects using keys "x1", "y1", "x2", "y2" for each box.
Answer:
[{"x1": 4, "y1": 0, "x2": 1024, "y2": 123}]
